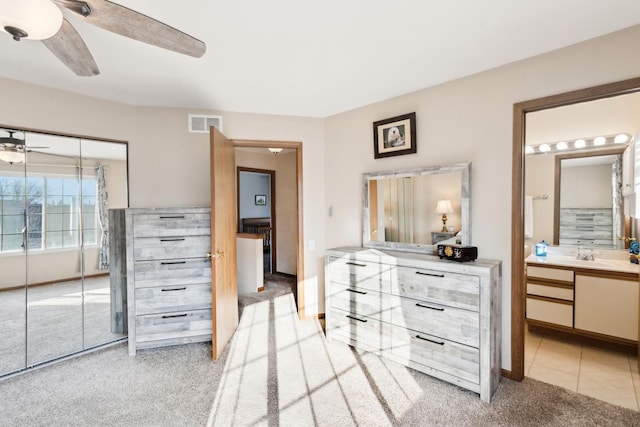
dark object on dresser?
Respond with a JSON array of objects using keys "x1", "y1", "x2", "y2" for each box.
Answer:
[{"x1": 437, "y1": 244, "x2": 478, "y2": 262}]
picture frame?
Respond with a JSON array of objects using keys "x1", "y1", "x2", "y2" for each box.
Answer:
[
  {"x1": 255, "y1": 195, "x2": 267, "y2": 205},
  {"x1": 373, "y1": 112, "x2": 417, "y2": 159}
]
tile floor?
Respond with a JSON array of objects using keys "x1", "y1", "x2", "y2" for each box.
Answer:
[{"x1": 525, "y1": 326, "x2": 640, "y2": 411}]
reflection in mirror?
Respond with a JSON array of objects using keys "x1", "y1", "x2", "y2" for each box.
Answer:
[
  {"x1": 363, "y1": 162, "x2": 471, "y2": 254},
  {"x1": 0, "y1": 128, "x2": 128, "y2": 376}
]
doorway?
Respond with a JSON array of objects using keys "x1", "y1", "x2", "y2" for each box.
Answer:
[{"x1": 511, "y1": 77, "x2": 640, "y2": 383}]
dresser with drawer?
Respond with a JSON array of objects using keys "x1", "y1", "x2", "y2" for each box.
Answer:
[
  {"x1": 325, "y1": 246, "x2": 501, "y2": 402},
  {"x1": 125, "y1": 207, "x2": 212, "y2": 356}
]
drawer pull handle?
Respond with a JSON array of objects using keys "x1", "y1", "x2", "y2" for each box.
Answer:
[
  {"x1": 159, "y1": 216, "x2": 185, "y2": 219},
  {"x1": 416, "y1": 335, "x2": 445, "y2": 345},
  {"x1": 415, "y1": 271, "x2": 445, "y2": 278},
  {"x1": 162, "y1": 313, "x2": 188, "y2": 319},
  {"x1": 346, "y1": 288, "x2": 367, "y2": 295},
  {"x1": 161, "y1": 261, "x2": 186, "y2": 265},
  {"x1": 416, "y1": 303, "x2": 444, "y2": 311},
  {"x1": 160, "y1": 238, "x2": 186, "y2": 242},
  {"x1": 346, "y1": 262, "x2": 366, "y2": 267},
  {"x1": 161, "y1": 287, "x2": 186, "y2": 292},
  {"x1": 346, "y1": 315, "x2": 368, "y2": 323}
]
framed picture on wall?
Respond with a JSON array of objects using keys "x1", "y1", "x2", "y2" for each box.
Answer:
[
  {"x1": 255, "y1": 195, "x2": 266, "y2": 205},
  {"x1": 373, "y1": 112, "x2": 417, "y2": 159}
]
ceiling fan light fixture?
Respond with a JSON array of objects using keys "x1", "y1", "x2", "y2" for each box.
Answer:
[
  {"x1": 0, "y1": 0, "x2": 63, "y2": 41},
  {"x1": 268, "y1": 148, "x2": 283, "y2": 154},
  {"x1": 0, "y1": 149, "x2": 25, "y2": 164}
]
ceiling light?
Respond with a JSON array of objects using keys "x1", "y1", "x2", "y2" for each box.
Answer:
[
  {"x1": 615, "y1": 134, "x2": 630, "y2": 143},
  {"x1": 0, "y1": 149, "x2": 25, "y2": 164},
  {"x1": 539, "y1": 144, "x2": 551, "y2": 153},
  {"x1": 556, "y1": 141, "x2": 568, "y2": 150},
  {"x1": 593, "y1": 136, "x2": 606, "y2": 146},
  {"x1": 0, "y1": 0, "x2": 63, "y2": 41},
  {"x1": 268, "y1": 148, "x2": 283, "y2": 154},
  {"x1": 574, "y1": 139, "x2": 586, "y2": 149}
]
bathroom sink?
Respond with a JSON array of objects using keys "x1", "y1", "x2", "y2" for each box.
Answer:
[{"x1": 526, "y1": 254, "x2": 640, "y2": 274}]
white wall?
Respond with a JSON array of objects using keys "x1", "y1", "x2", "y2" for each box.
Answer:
[{"x1": 324, "y1": 24, "x2": 640, "y2": 371}]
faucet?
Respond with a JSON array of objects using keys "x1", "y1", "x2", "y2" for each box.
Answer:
[{"x1": 576, "y1": 246, "x2": 595, "y2": 261}]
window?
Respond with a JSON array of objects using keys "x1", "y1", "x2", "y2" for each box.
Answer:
[{"x1": 0, "y1": 174, "x2": 98, "y2": 253}]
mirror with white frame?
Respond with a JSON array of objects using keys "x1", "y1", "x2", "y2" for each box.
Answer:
[{"x1": 362, "y1": 162, "x2": 471, "y2": 254}]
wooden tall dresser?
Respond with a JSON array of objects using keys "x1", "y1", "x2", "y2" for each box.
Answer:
[{"x1": 125, "y1": 207, "x2": 212, "y2": 356}]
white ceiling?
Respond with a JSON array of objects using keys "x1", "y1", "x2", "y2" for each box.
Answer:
[{"x1": 2, "y1": 1, "x2": 640, "y2": 118}]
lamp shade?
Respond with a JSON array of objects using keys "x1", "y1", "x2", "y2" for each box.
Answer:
[
  {"x1": 0, "y1": 149, "x2": 25, "y2": 164},
  {"x1": 434, "y1": 199, "x2": 454, "y2": 215},
  {"x1": 0, "y1": 0, "x2": 63, "y2": 41}
]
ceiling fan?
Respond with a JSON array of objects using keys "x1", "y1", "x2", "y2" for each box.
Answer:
[
  {"x1": 0, "y1": 0, "x2": 206, "y2": 77},
  {"x1": 0, "y1": 131, "x2": 52, "y2": 164}
]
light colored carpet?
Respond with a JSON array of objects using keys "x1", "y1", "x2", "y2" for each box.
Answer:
[{"x1": 1, "y1": 274, "x2": 640, "y2": 426}]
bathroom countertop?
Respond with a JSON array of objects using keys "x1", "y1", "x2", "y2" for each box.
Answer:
[{"x1": 525, "y1": 253, "x2": 640, "y2": 275}]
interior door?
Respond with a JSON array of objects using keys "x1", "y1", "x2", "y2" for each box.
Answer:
[{"x1": 210, "y1": 127, "x2": 239, "y2": 360}]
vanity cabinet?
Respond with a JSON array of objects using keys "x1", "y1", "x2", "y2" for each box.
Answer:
[
  {"x1": 575, "y1": 273, "x2": 638, "y2": 341},
  {"x1": 325, "y1": 246, "x2": 501, "y2": 402},
  {"x1": 125, "y1": 207, "x2": 212, "y2": 356},
  {"x1": 525, "y1": 265, "x2": 574, "y2": 328}
]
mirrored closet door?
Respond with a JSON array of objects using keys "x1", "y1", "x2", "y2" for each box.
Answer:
[{"x1": 0, "y1": 128, "x2": 129, "y2": 376}]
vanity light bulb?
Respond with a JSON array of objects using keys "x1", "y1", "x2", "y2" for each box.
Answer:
[
  {"x1": 556, "y1": 141, "x2": 568, "y2": 150},
  {"x1": 574, "y1": 139, "x2": 586, "y2": 149},
  {"x1": 593, "y1": 136, "x2": 606, "y2": 146},
  {"x1": 525, "y1": 146, "x2": 535, "y2": 154},
  {"x1": 614, "y1": 134, "x2": 629, "y2": 144},
  {"x1": 539, "y1": 144, "x2": 551, "y2": 153}
]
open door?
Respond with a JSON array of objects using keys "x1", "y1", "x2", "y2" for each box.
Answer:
[{"x1": 210, "y1": 127, "x2": 239, "y2": 360}]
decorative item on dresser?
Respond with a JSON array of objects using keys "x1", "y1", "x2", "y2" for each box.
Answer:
[
  {"x1": 125, "y1": 207, "x2": 212, "y2": 356},
  {"x1": 325, "y1": 246, "x2": 502, "y2": 402}
]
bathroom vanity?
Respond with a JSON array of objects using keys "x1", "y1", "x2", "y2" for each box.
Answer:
[{"x1": 525, "y1": 252, "x2": 639, "y2": 345}]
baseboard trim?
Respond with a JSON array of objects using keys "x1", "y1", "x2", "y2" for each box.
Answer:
[
  {"x1": 257, "y1": 286, "x2": 265, "y2": 292},
  {"x1": 501, "y1": 369, "x2": 517, "y2": 380}
]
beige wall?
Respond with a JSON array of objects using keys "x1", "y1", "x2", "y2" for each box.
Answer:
[{"x1": 324, "y1": 24, "x2": 640, "y2": 371}]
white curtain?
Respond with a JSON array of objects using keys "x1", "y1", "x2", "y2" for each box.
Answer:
[{"x1": 97, "y1": 165, "x2": 109, "y2": 270}]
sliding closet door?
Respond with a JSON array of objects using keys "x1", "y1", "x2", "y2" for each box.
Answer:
[
  {"x1": 0, "y1": 129, "x2": 27, "y2": 376},
  {"x1": 26, "y1": 136, "x2": 84, "y2": 366}
]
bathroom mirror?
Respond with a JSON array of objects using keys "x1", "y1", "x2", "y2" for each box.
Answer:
[{"x1": 362, "y1": 162, "x2": 471, "y2": 253}]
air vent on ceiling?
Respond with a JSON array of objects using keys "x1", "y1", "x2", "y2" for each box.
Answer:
[{"x1": 188, "y1": 114, "x2": 223, "y2": 133}]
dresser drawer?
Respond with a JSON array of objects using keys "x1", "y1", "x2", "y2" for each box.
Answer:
[
  {"x1": 392, "y1": 266, "x2": 480, "y2": 311},
  {"x1": 133, "y1": 213, "x2": 210, "y2": 238},
  {"x1": 135, "y1": 308, "x2": 212, "y2": 344},
  {"x1": 133, "y1": 235, "x2": 211, "y2": 261},
  {"x1": 327, "y1": 257, "x2": 393, "y2": 293},
  {"x1": 327, "y1": 307, "x2": 389, "y2": 351},
  {"x1": 389, "y1": 296, "x2": 479, "y2": 347},
  {"x1": 328, "y1": 283, "x2": 390, "y2": 323},
  {"x1": 135, "y1": 283, "x2": 211, "y2": 315},
  {"x1": 390, "y1": 324, "x2": 479, "y2": 385},
  {"x1": 134, "y1": 258, "x2": 211, "y2": 288}
]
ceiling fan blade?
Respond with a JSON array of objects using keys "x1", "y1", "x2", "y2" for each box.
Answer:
[
  {"x1": 55, "y1": 0, "x2": 206, "y2": 58},
  {"x1": 42, "y1": 18, "x2": 100, "y2": 76}
]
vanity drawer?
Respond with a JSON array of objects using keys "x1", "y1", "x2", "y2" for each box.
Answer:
[
  {"x1": 389, "y1": 296, "x2": 479, "y2": 347},
  {"x1": 390, "y1": 324, "x2": 480, "y2": 385},
  {"x1": 526, "y1": 297, "x2": 573, "y2": 328},
  {"x1": 327, "y1": 307, "x2": 389, "y2": 352},
  {"x1": 326, "y1": 257, "x2": 393, "y2": 293},
  {"x1": 527, "y1": 283, "x2": 573, "y2": 301},
  {"x1": 135, "y1": 308, "x2": 212, "y2": 346},
  {"x1": 133, "y1": 235, "x2": 211, "y2": 261},
  {"x1": 328, "y1": 283, "x2": 390, "y2": 323},
  {"x1": 526, "y1": 265, "x2": 573, "y2": 283},
  {"x1": 391, "y1": 266, "x2": 480, "y2": 311},
  {"x1": 134, "y1": 258, "x2": 211, "y2": 288},
  {"x1": 135, "y1": 283, "x2": 211, "y2": 315},
  {"x1": 133, "y1": 212, "x2": 211, "y2": 237}
]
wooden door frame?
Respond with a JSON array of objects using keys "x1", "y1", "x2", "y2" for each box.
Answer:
[
  {"x1": 233, "y1": 139, "x2": 306, "y2": 319},
  {"x1": 510, "y1": 76, "x2": 640, "y2": 380},
  {"x1": 236, "y1": 167, "x2": 277, "y2": 273}
]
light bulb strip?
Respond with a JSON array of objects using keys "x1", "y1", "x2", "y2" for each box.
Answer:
[{"x1": 525, "y1": 133, "x2": 632, "y2": 156}]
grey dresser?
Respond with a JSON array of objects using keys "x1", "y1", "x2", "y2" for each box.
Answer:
[
  {"x1": 126, "y1": 207, "x2": 212, "y2": 356},
  {"x1": 325, "y1": 246, "x2": 502, "y2": 402}
]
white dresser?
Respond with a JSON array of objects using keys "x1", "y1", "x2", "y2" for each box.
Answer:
[
  {"x1": 126, "y1": 207, "x2": 212, "y2": 356},
  {"x1": 325, "y1": 246, "x2": 502, "y2": 402}
]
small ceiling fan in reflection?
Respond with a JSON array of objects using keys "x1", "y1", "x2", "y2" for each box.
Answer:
[
  {"x1": 0, "y1": 131, "x2": 51, "y2": 164},
  {"x1": 0, "y1": 0, "x2": 206, "y2": 76}
]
